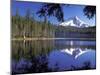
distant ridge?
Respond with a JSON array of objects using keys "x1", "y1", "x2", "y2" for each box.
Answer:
[{"x1": 59, "y1": 16, "x2": 90, "y2": 28}]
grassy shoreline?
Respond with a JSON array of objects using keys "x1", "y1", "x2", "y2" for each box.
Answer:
[{"x1": 12, "y1": 37, "x2": 96, "y2": 41}]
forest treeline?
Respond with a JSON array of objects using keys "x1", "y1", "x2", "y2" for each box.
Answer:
[
  {"x1": 55, "y1": 26, "x2": 96, "y2": 38},
  {"x1": 11, "y1": 8, "x2": 96, "y2": 39},
  {"x1": 11, "y1": 9, "x2": 55, "y2": 38}
]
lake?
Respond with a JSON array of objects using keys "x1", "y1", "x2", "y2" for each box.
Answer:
[{"x1": 11, "y1": 39, "x2": 96, "y2": 74}]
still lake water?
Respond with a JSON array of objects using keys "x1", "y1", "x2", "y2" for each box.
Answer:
[{"x1": 11, "y1": 39, "x2": 96, "y2": 74}]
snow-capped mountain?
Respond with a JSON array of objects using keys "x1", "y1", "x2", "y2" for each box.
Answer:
[{"x1": 59, "y1": 16, "x2": 89, "y2": 28}]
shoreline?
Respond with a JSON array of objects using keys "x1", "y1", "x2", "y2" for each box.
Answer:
[{"x1": 11, "y1": 38, "x2": 96, "y2": 41}]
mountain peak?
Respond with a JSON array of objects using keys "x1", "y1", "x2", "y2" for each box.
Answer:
[
  {"x1": 59, "y1": 16, "x2": 89, "y2": 28},
  {"x1": 74, "y1": 16, "x2": 78, "y2": 19}
]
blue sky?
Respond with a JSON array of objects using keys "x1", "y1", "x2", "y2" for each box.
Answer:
[{"x1": 11, "y1": 0, "x2": 96, "y2": 26}]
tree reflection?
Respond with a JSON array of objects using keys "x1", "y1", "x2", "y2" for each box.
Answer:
[{"x1": 11, "y1": 40, "x2": 95, "y2": 74}]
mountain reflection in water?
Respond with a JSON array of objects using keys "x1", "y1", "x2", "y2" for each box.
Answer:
[
  {"x1": 60, "y1": 48, "x2": 92, "y2": 59},
  {"x1": 11, "y1": 40, "x2": 96, "y2": 74}
]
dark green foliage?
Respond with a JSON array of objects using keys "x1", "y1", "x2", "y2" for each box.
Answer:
[
  {"x1": 37, "y1": 3, "x2": 64, "y2": 22},
  {"x1": 55, "y1": 26, "x2": 96, "y2": 38},
  {"x1": 12, "y1": 9, "x2": 55, "y2": 38},
  {"x1": 37, "y1": 3, "x2": 96, "y2": 22},
  {"x1": 37, "y1": 8, "x2": 47, "y2": 23},
  {"x1": 84, "y1": 6, "x2": 96, "y2": 19}
]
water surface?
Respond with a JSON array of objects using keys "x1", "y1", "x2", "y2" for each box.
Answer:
[{"x1": 11, "y1": 39, "x2": 96, "y2": 74}]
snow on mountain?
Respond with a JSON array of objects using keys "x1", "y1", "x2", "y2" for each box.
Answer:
[{"x1": 59, "y1": 16, "x2": 89, "y2": 28}]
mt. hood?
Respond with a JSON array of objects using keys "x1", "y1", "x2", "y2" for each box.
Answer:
[{"x1": 59, "y1": 16, "x2": 89, "y2": 28}]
